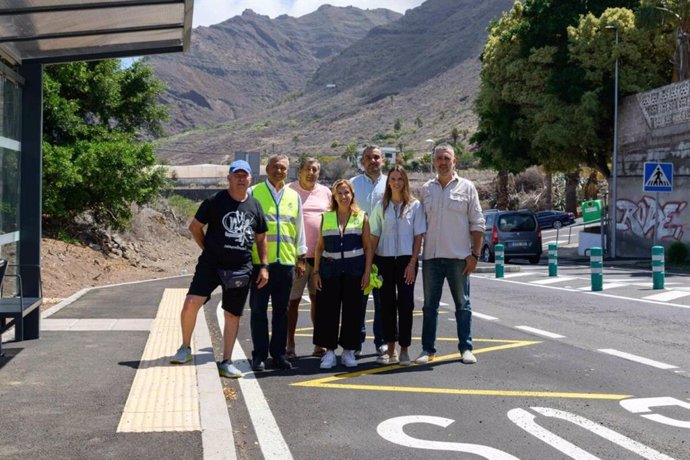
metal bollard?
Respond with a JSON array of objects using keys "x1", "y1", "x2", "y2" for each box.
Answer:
[
  {"x1": 495, "y1": 244, "x2": 504, "y2": 278},
  {"x1": 652, "y1": 245, "x2": 665, "y2": 289},
  {"x1": 590, "y1": 247, "x2": 603, "y2": 291},
  {"x1": 548, "y1": 242, "x2": 558, "y2": 277}
]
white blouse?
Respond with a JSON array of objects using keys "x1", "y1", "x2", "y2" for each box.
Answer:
[{"x1": 370, "y1": 199, "x2": 426, "y2": 257}]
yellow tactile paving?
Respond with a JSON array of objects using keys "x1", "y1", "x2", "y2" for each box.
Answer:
[{"x1": 117, "y1": 288, "x2": 201, "y2": 432}]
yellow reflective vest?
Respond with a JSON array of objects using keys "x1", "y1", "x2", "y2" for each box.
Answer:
[{"x1": 251, "y1": 182, "x2": 300, "y2": 265}]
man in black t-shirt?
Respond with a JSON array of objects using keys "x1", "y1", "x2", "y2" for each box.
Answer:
[{"x1": 171, "y1": 160, "x2": 269, "y2": 379}]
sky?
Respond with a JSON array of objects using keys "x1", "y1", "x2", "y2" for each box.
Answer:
[{"x1": 192, "y1": 0, "x2": 426, "y2": 27}]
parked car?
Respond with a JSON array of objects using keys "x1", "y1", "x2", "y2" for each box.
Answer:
[
  {"x1": 535, "y1": 210, "x2": 576, "y2": 229},
  {"x1": 481, "y1": 210, "x2": 542, "y2": 264}
]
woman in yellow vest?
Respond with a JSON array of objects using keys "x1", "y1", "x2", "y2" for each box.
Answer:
[{"x1": 312, "y1": 179, "x2": 373, "y2": 369}]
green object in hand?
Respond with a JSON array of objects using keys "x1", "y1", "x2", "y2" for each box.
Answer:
[{"x1": 363, "y1": 263, "x2": 383, "y2": 295}]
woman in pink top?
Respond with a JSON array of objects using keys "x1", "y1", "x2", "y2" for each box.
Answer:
[{"x1": 286, "y1": 157, "x2": 332, "y2": 359}]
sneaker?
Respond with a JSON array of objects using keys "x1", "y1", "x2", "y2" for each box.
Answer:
[
  {"x1": 341, "y1": 349, "x2": 358, "y2": 368},
  {"x1": 377, "y1": 350, "x2": 399, "y2": 365},
  {"x1": 320, "y1": 350, "x2": 336, "y2": 369},
  {"x1": 415, "y1": 351, "x2": 435, "y2": 364},
  {"x1": 461, "y1": 349, "x2": 477, "y2": 364},
  {"x1": 353, "y1": 350, "x2": 361, "y2": 358},
  {"x1": 170, "y1": 345, "x2": 192, "y2": 364},
  {"x1": 251, "y1": 358, "x2": 266, "y2": 372},
  {"x1": 218, "y1": 360, "x2": 243, "y2": 378},
  {"x1": 399, "y1": 350, "x2": 411, "y2": 366},
  {"x1": 377, "y1": 345, "x2": 388, "y2": 356}
]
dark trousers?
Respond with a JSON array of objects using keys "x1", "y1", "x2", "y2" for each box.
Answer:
[
  {"x1": 313, "y1": 273, "x2": 362, "y2": 351},
  {"x1": 377, "y1": 255, "x2": 416, "y2": 347},
  {"x1": 250, "y1": 263, "x2": 294, "y2": 361}
]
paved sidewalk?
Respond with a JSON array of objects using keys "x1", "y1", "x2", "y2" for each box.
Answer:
[{"x1": 0, "y1": 276, "x2": 233, "y2": 460}]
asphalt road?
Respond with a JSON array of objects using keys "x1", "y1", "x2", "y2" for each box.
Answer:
[{"x1": 212, "y1": 261, "x2": 690, "y2": 459}]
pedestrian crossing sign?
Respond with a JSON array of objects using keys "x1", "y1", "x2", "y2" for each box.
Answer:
[{"x1": 643, "y1": 162, "x2": 673, "y2": 192}]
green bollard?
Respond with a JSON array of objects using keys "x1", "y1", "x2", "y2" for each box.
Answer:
[
  {"x1": 495, "y1": 244, "x2": 504, "y2": 278},
  {"x1": 652, "y1": 246, "x2": 665, "y2": 289},
  {"x1": 548, "y1": 242, "x2": 558, "y2": 277},
  {"x1": 590, "y1": 247, "x2": 603, "y2": 291}
]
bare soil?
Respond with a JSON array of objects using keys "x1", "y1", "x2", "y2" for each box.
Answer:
[{"x1": 41, "y1": 206, "x2": 199, "y2": 305}]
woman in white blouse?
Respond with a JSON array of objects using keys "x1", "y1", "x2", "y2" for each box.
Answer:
[{"x1": 370, "y1": 165, "x2": 426, "y2": 365}]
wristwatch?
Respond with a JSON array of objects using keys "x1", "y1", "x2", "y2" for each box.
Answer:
[
  {"x1": 259, "y1": 264, "x2": 269, "y2": 269},
  {"x1": 469, "y1": 253, "x2": 480, "y2": 261}
]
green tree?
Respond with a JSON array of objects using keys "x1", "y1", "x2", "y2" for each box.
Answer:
[
  {"x1": 394, "y1": 118, "x2": 402, "y2": 131},
  {"x1": 473, "y1": 0, "x2": 670, "y2": 178},
  {"x1": 42, "y1": 59, "x2": 169, "y2": 231},
  {"x1": 639, "y1": 0, "x2": 690, "y2": 80}
]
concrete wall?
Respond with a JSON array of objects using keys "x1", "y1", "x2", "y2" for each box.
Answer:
[{"x1": 616, "y1": 81, "x2": 690, "y2": 257}]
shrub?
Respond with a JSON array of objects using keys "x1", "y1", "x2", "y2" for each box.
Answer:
[
  {"x1": 667, "y1": 241, "x2": 689, "y2": 264},
  {"x1": 167, "y1": 195, "x2": 199, "y2": 222}
]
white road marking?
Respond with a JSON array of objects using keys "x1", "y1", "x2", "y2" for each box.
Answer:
[
  {"x1": 509, "y1": 407, "x2": 676, "y2": 460},
  {"x1": 478, "y1": 277, "x2": 690, "y2": 309},
  {"x1": 531, "y1": 277, "x2": 576, "y2": 285},
  {"x1": 598, "y1": 349, "x2": 678, "y2": 370},
  {"x1": 643, "y1": 290, "x2": 690, "y2": 302},
  {"x1": 577, "y1": 283, "x2": 627, "y2": 290},
  {"x1": 378, "y1": 416, "x2": 519, "y2": 458},
  {"x1": 501, "y1": 272, "x2": 534, "y2": 278},
  {"x1": 216, "y1": 304, "x2": 293, "y2": 460},
  {"x1": 473, "y1": 312, "x2": 499, "y2": 321},
  {"x1": 41, "y1": 318, "x2": 153, "y2": 331},
  {"x1": 515, "y1": 326, "x2": 565, "y2": 339}
]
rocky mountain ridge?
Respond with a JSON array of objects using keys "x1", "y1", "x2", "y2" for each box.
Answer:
[
  {"x1": 147, "y1": 5, "x2": 401, "y2": 133},
  {"x1": 153, "y1": 0, "x2": 514, "y2": 165}
]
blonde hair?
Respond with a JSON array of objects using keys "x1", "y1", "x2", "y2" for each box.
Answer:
[
  {"x1": 330, "y1": 179, "x2": 362, "y2": 215},
  {"x1": 382, "y1": 165, "x2": 413, "y2": 217}
]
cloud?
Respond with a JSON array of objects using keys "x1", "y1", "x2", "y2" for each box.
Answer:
[{"x1": 192, "y1": 0, "x2": 425, "y2": 27}]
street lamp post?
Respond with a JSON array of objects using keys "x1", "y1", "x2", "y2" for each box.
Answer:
[{"x1": 606, "y1": 25, "x2": 619, "y2": 259}]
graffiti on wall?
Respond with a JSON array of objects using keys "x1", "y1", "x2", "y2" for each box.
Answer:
[{"x1": 617, "y1": 196, "x2": 686, "y2": 241}]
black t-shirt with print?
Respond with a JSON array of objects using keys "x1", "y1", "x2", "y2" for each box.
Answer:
[{"x1": 195, "y1": 190, "x2": 268, "y2": 270}]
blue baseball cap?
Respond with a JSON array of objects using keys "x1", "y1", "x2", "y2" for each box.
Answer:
[{"x1": 229, "y1": 160, "x2": 252, "y2": 174}]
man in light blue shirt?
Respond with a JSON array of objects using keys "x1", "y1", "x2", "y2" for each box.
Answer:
[{"x1": 350, "y1": 145, "x2": 387, "y2": 356}]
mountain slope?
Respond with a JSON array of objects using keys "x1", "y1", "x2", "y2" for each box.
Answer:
[
  {"x1": 154, "y1": 0, "x2": 514, "y2": 165},
  {"x1": 147, "y1": 6, "x2": 401, "y2": 133}
]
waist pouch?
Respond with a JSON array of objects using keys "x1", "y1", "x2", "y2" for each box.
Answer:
[{"x1": 217, "y1": 268, "x2": 251, "y2": 289}]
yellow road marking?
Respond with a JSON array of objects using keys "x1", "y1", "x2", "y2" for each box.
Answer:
[{"x1": 291, "y1": 340, "x2": 632, "y2": 400}]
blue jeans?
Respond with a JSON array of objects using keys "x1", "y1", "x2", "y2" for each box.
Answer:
[
  {"x1": 421, "y1": 258, "x2": 472, "y2": 354},
  {"x1": 249, "y1": 263, "x2": 294, "y2": 361},
  {"x1": 358, "y1": 288, "x2": 384, "y2": 351}
]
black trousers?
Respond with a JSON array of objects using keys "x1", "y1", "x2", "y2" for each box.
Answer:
[
  {"x1": 313, "y1": 273, "x2": 362, "y2": 350},
  {"x1": 377, "y1": 255, "x2": 416, "y2": 347}
]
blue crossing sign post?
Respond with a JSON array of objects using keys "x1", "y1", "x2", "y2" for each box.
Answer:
[
  {"x1": 643, "y1": 162, "x2": 673, "y2": 246},
  {"x1": 643, "y1": 162, "x2": 673, "y2": 192}
]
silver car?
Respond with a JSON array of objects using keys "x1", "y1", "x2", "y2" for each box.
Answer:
[{"x1": 481, "y1": 210, "x2": 542, "y2": 264}]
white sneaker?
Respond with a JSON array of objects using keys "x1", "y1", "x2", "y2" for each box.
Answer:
[
  {"x1": 218, "y1": 360, "x2": 243, "y2": 378},
  {"x1": 415, "y1": 351, "x2": 435, "y2": 364},
  {"x1": 320, "y1": 350, "x2": 336, "y2": 369},
  {"x1": 388, "y1": 351, "x2": 399, "y2": 364},
  {"x1": 341, "y1": 349, "x2": 358, "y2": 368},
  {"x1": 461, "y1": 350, "x2": 477, "y2": 364},
  {"x1": 377, "y1": 345, "x2": 388, "y2": 356}
]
